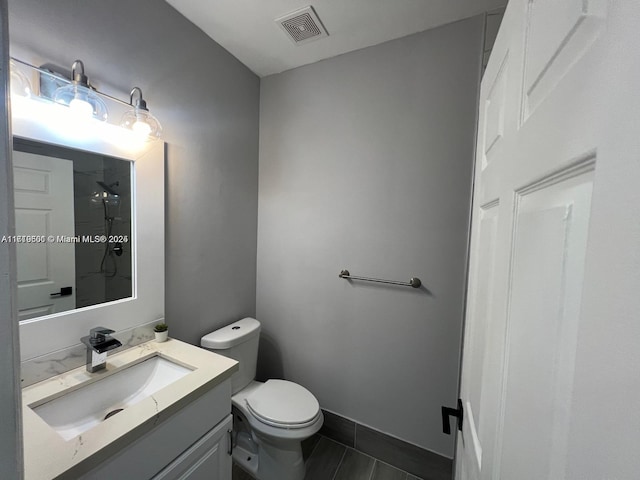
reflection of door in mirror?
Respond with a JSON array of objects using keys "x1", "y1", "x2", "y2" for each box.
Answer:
[
  {"x1": 13, "y1": 151, "x2": 76, "y2": 320},
  {"x1": 13, "y1": 138, "x2": 133, "y2": 322}
]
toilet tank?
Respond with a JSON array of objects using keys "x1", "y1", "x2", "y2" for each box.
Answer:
[{"x1": 201, "y1": 317, "x2": 261, "y2": 394}]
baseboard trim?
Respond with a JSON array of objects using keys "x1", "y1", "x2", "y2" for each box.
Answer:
[{"x1": 319, "y1": 409, "x2": 452, "y2": 480}]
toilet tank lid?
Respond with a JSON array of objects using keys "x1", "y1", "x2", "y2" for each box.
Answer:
[{"x1": 201, "y1": 317, "x2": 261, "y2": 349}]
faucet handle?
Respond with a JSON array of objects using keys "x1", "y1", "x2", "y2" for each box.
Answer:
[{"x1": 90, "y1": 327, "x2": 115, "y2": 342}]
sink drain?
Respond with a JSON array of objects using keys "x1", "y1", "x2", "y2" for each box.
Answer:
[{"x1": 104, "y1": 408, "x2": 124, "y2": 420}]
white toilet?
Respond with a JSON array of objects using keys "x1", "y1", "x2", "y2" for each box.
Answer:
[{"x1": 201, "y1": 317, "x2": 323, "y2": 480}]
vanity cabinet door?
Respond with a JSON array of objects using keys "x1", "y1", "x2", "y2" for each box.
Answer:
[{"x1": 153, "y1": 414, "x2": 233, "y2": 480}]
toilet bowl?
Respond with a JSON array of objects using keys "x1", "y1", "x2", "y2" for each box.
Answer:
[{"x1": 201, "y1": 318, "x2": 323, "y2": 480}]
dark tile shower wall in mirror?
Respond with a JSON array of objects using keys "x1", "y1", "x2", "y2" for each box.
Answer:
[
  {"x1": 73, "y1": 154, "x2": 131, "y2": 307},
  {"x1": 14, "y1": 138, "x2": 132, "y2": 315}
]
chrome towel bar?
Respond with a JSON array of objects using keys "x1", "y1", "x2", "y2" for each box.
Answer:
[{"x1": 339, "y1": 269, "x2": 422, "y2": 289}]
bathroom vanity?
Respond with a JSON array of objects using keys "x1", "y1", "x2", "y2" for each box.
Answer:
[{"x1": 22, "y1": 339, "x2": 238, "y2": 480}]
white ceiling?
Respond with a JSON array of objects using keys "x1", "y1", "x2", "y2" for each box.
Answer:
[{"x1": 166, "y1": 0, "x2": 507, "y2": 77}]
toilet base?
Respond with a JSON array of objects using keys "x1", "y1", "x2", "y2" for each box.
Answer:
[
  {"x1": 233, "y1": 445, "x2": 259, "y2": 477},
  {"x1": 233, "y1": 431, "x2": 259, "y2": 476},
  {"x1": 252, "y1": 432, "x2": 306, "y2": 480},
  {"x1": 232, "y1": 409, "x2": 308, "y2": 480}
]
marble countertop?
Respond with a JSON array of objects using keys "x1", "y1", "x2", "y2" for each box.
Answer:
[{"x1": 22, "y1": 338, "x2": 238, "y2": 480}]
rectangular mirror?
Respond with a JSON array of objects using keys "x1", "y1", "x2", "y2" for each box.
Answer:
[{"x1": 13, "y1": 138, "x2": 134, "y2": 321}]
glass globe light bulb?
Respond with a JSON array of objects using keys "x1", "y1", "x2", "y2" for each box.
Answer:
[
  {"x1": 121, "y1": 107, "x2": 162, "y2": 141},
  {"x1": 132, "y1": 119, "x2": 152, "y2": 137},
  {"x1": 52, "y1": 61, "x2": 108, "y2": 122},
  {"x1": 121, "y1": 87, "x2": 162, "y2": 141},
  {"x1": 69, "y1": 97, "x2": 94, "y2": 119},
  {"x1": 9, "y1": 61, "x2": 32, "y2": 98}
]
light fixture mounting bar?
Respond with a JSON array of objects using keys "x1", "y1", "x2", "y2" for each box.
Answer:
[{"x1": 10, "y1": 56, "x2": 131, "y2": 107}]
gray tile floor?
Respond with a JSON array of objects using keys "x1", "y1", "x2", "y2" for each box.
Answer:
[{"x1": 232, "y1": 435, "x2": 423, "y2": 480}]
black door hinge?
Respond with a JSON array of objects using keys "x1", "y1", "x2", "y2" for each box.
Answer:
[{"x1": 441, "y1": 399, "x2": 463, "y2": 435}]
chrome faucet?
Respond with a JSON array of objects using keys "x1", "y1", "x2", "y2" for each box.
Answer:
[{"x1": 80, "y1": 327, "x2": 122, "y2": 373}]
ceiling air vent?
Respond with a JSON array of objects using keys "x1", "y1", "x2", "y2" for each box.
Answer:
[{"x1": 276, "y1": 6, "x2": 328, "y2": 45}]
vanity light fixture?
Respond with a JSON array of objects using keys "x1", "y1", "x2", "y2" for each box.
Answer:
[
  {"x1": 120, "y1": 87, "x2": 162, "y2": 140},
  {"x1": 9, "y1": 60, "x2": 32, "y2": 98},
  {"x1": 52, "y1": 60, "x2": 108, "y2": 122},
  {"x1": 11, "y1": 55, "x2": 162, "y2": 146}
]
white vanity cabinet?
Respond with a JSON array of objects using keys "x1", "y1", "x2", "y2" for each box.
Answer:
[
  {"x1": 153, "y1": 414, "x2": 232, "y2": 480},
  {"x1": 76, "y1": 379, "x2": 233, "y2": 480}
]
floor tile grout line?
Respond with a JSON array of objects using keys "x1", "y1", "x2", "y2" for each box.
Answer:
[
  {"x1": 307, "y1": 435, "x2": 322, "y2": 461},
  {"x1": 330, "y1": 447, "x2": 348, "y2": 480},
  {"x1": 372, "y1": 459, "x2": 410, "y2": 480},
  {"x1": 301, "y1": 435, "x2": 418, "y2": 480},
  {"x1": 317, "y1": 433, "x2": 353, "y2": 451},
  {"x1": 317, "y1": 434, "x2": 420, "y2": 479},
  {"x1": 370, "y1": 456, "x2": 415, "y2": 479},
  {"x1": 367, "y1": 459, "x2": 377, "y2": 480},
  {"x1": 335, "y1": 442, "x2": 415, "y2": 480}
]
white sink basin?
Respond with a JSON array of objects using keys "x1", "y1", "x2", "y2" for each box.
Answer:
[{"x1": 31, "y1": 355, "x2": 191, "y2": 440}]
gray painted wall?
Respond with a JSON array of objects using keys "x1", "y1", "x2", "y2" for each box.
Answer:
[
  {"x1": 8, "y1": 0, "x2": 260, "y2": 345},
  {"x1": 0, "y1": 0, "x2": 23, "y2": 475},
  {"x1": 257, "y1": 16, "x2": 483, "y2": 457}
]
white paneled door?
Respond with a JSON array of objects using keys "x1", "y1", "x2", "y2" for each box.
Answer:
[
  {"x1": 13, "y1": 151, "x2": 76, "y2": 320},
  {"x1": 456, "y1": 0, "x2": 640, "y2": 479}
]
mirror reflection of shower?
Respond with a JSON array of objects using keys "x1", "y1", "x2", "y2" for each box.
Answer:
[
  {"x1": 91, "y1": 181, "x2": 122, "y2": 277},
  {"x1": 91, "y1": 181, "x2": 120, "y2": 205}
]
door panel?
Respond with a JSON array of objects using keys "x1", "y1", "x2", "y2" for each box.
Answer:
[
  {"x1": 458, "y1": 202, "x2": 499, "y2": 477},
  {"x1": 13, "y1": 151, "x2": 76, "y2": 319},
  {"x1": 522, "y1": 0, "x2": 606, "y2": 120},
  {"x1": 457, "y1": 0, "x2": 640, "y2": 478},
  {"x1": 14, "y1": 210, "x2": 50, "y2": 281},
  {"x1": 483, "y1": 55, "x2": 509, "y2": 168},
  {"x1": 500, "y1": 168, "x2": 593, "y2": 480}
]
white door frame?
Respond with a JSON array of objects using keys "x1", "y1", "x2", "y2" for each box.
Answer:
[{"x1": 0, "y1": 0, "x2": 24, "y2": 477}]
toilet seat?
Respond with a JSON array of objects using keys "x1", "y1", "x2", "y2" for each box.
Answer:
[{"x1": 245, "y1": 379, "x2": 320, "y2": 429}]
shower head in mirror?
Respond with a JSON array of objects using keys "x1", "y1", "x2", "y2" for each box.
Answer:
[
  {"x1": 91, "y1": 181, "x2": 120, "y2": 205},
  {"x1": 96, "y1": 180, "x2": 119, "y2": 195}
]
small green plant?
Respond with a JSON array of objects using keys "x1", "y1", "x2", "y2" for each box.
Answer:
[{"x1": 154, "y1": 322, "x2": 168, "y2": 333}]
